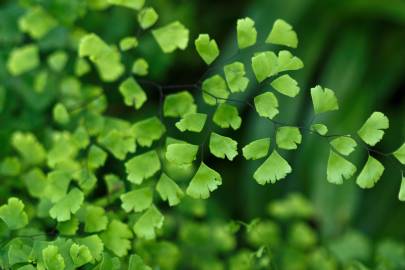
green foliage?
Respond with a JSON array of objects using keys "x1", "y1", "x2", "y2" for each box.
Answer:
[
  {"x1": 132, "y1": 58, "x2": 149, "y2": 76},
  {"x1": 242, "y1": 138, "x2": 270, "y2": 160},
  {"x1": 224, "y1": 62, "x2": 249, "y2": 93},
  {"x1": 0, "y1": 2, "x2": 403, "y2": 269},
  {"x1": 356, "y1": 156, "x2": 385, "y2": 188},
  {"x1": 152, "y1": 21, "x2": 189, "y2": 53},
  {"x1": 79, "y1": 34, "x2": 124, "y2": 82},
  {"x1": 330, "y1": 136, "x2": 357, "y2": 156},
  {"x1": 276, "y1": 126, "x2": 302, "y2": 150},
  {"x1": 125, "y1": 151, "x2": 161, "y2": 184},
  {"x1": 119, "y1": 77, "x2": 147, "y2": 109},
  {"x1": 212, "y1": 103, "x2": 242, "y2": 130},
  {"x1": 175, "y1": 113, "x2": 207, "y2": 132},
  {"x1": 43, "y1": 245, "x2": 65, "y2": 270},
  {"x1": 0, "y1": 198, "x2": 28, "y2": 230},
  {"x1": 271, "y1": 74, "x2": 300, "y2": 97},
  {"x1": 357, "y1": 112, "x2": 389, "y2": 146},
  {"x1": 133, "y1": 205, "x2": 164, "y2": 240},
  {"x1": 156, "y1": 173, "x2": 184, "y2": 206},
  {"x1": 254, "y1": 92, "x2": 279, "y2": 119},
  {"x1": 310, "y1": 85, "x2": 339, "y2": 114},
  {"x1": 7, "y1": 44, "x2": 39, "y2": 76},
  {"x1": 266, "y1": 19, "x2": 298, "y2": 48},
  {"x1": 138, "y1": 7, "x2": 159, "y2": 29},
  {"x1": 236, "y1": 17, "x2": 257, "y2": 49},
  {"x1": 202, "y1": 75, "x2": 229, "y2": 105},
  {"x1": 327, "y1": 151, "x2": 357, "y2": 184},
  {"x1": 166, "y1": 143, "x2": 199, "y2": 165},
  {"x1": 251, "y1": 51, "x2": 278, "y2": 82},
  {"x1": 209, "y1": 132, "x2": 238, "y2": 160},
  {"x1": 186, "y1": 163, "x2": 222, "y2": 199},
  {"x1": 254, "y1": 150, "x2": 292, "y2": 185},
  {"x1": 195, "y1": 34, "x2": 220, "y2": 65},
  {"x1": 394, "y1": 143, "x2": 405, "y2": 164},
  {"x1": 164, "y1": 91, "x2": 196, "y2": 117}
]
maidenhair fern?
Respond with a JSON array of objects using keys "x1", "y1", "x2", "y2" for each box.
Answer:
[{"x1": 0, "y1": 0, "x2": 404, "y2": 269}]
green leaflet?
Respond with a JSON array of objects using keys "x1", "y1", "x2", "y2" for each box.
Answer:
[
  {"x1": 327, "y1": 151, "x2": 357, "y2": 184},
  {"x1": 108, "y1": 0, "x2": 145, "y2": 10},
  {"x1": 242, "y1": 138, "x2": 271, "y2": 160},
  {"x1": 70, "y1": 243, "x2": 93, "y2": 267},
  {"x1": 224, "y1": 62, "x2": 249, "y2": 93},
  {"x1": 186, "y1": 162, "x2": 222, "y2": 199},
  {"x1": 100, "y1": 220, "x2": 133, "y2": 257},
  {"x1": 76, "y1": 235, "x2": 104, "y2": 262},
  {"x1": 393, "y1": 142, "x2": 405, "y2": 164},
  {"x1": 175, "y1": 113, "x2": 207, "y2": 132},
  {"x1": 166, "y1": 143, "x2": 199, "y2": 165},
  {"x1": 236, "y1": 17, "x2": 257, "y2": 49},
  {"x1": 310, "y1": 124, "x2": 328, "y2": 136},
  {"x1": 119, "y1": 77, "x2": 147, "y2": 109},
  {"x1": 271, "y1": 74, "x2": 300, "y2": 97},
  {"x1": 58, "y1": 217, "x2": 79, "y2": 235},
  {"x1": 79, "y1": 33, "x2": 124, "y2": 82},
  {"x1": 88, "y1": 145, "x2": 108, "y2": 169},
  {"x1": 76, "y1": 170, "x2": 98, "y2": 191},
  {"x1": 34, "y1": 70, "x2": 48, "y2": 92},
  {"x1": 82, "y1": 205, "x2": 108, "y2": 233},
  {"x1": 399, "y1": 174, "x2": 405, "y2": 202},
  {"x1": 276, "y1": 50, "x2": 304, "y2": 73},
  {"x1": 213, "y1": 103, "x2": 242, "y2": 130},
  {"x1": 120, "y1": 187, "x2": 153, "y2": 212},
  {"x1": 53, "y1": 103, "x2": 70, "y2": 125},
  {"x1": 254, "y1": 92, "x2": 279, "y2": 119},
  {"x1": 128, "y1": 254, "x2": 152, "y2": 270},
  {"x1": 0, "y1": 197, "x2": 28, "y2": 230},
  {"x1": 310, "y1": 85, "x2": 339, "y2": 114},
  {"x1": 209, "y1": 132, "x2": 238, "y2": 161},
  {"x1": 138, "y1": 7, "x2": 158, "y2": 29},
  {"x1": 98, "y1": 129, "x2": 136, "y2": 160},
  {"x1": 131, "y1": 117, "x2": 166, "y2": 147},
  {"x1": 133, "y1": 205, "x2": 164, "y2": 240},
  {"x1": 254, "y1": 150, "x2": 292, "y2": 185},
  {"x1": 7, "y1": 44, "x2": 40, "y2": 76},
  {"x1": 266, "y1": 19, "x2": 298, "y2": 48},
  {"x1": 23, "y1": 168, "x2": 47, "y2": 198},
  {"x1": 18, "y1": 6, "x2": 57, "y2": 39},
  {"x1": 0, "y1": 157, "x2": 21, "y2": 176},
  {"x1": 195, "y1": 34, "x2": 220, "y2": 65},
  {"x1": 289, "y1": 222, "x2": 317, "y2": 249},
  {"x1": 125, "y1": 150, "x2": 161, "y2": 184},
  {"x1": 156, "y1": 173, "x2": 184, "y2": 206},
  {"x1": 74, "y1": 58, "x2": 91, "y2": 76},
  {"x1": 42, "y1": 245, "x2": 65, "y2": 270},
  {"x1": 202, "y1": 74, "x2": 229, "y2": 105},
  {"x1": 132, "y1": 58, "x2": 149, "y2": 76},
  {"x1": 152, "y1": 21, "x2": 189, "y2": 53},
  {"x1": 7, "y1": 239, "x2": 33, "y2": 266},
  {"x1": 276, "y1": 127, "x2": 302, "y2": 150},
  {"x1": 357, "y1": 112, "x2": 389, "y2": 146},
  {"x1": 330, "y1": 136, "x2": 357, "y2": 156},
  {"x1": 356, "y1": 156, "x2": 385, "y2": 189},
  {"x1": 50, "y1": 188, "x2": 84, "y2": 222},
  {"x1": 119, "y1": 37, "x2": 138, "y2": 51},
  {"x1": 45, "y1": 170, "x2": 71, "y2": 203},
  {"x1": 164, "y1": 91, "x2": 197, "y2": 118},
  {"x1": 268, "y1": 193, "x2": 314, "y2": 219},
  {"x1": 251, "y1": 51, "x2": 278, "y2": 82},
  {"x1": 47, "y1": 51, "x2": 68, "y2": 72},
  {"x1": 11, "y1": 132, "x2": 46, "y2": 165}
]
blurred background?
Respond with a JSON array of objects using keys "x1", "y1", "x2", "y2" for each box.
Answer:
[{"x1": 0, "y1": 0, "x2": 405, "y2": 268}]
